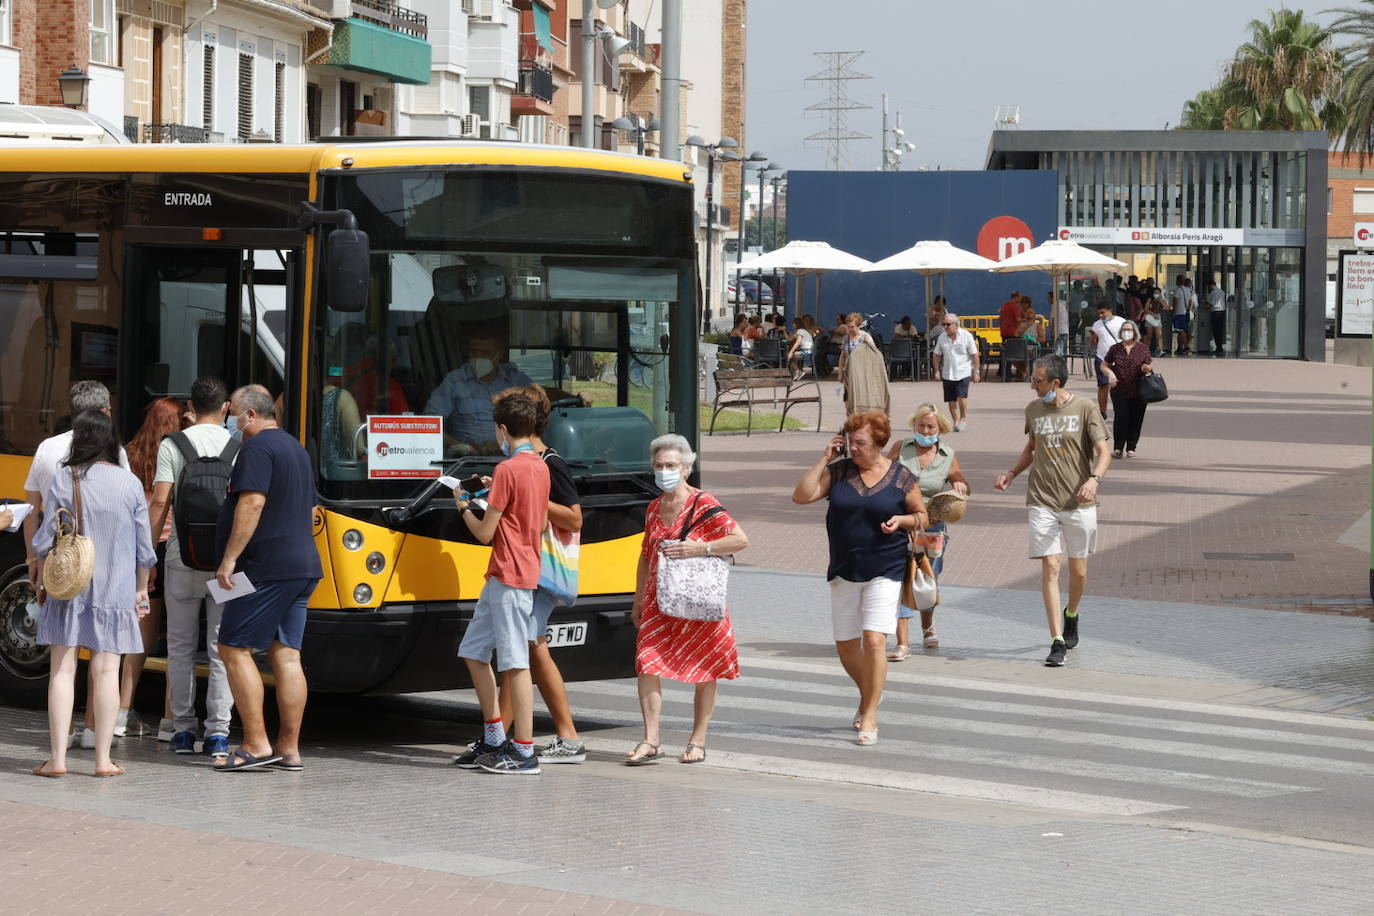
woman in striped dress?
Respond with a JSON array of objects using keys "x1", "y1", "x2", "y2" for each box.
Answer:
[
  {"x1": 31, "y1": 410, "x2": 156, "y2": 778},
  {"x1": 628, "y1": 434, "x2": 749, "y2": 765}
]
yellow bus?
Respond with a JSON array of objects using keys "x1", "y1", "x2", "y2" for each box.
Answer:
[{"x1": 0, "y1": 141, "x2": 698, "y2": 702}]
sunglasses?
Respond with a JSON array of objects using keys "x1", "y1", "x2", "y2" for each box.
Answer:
[{"x1": 942, "y1": 321, "x2": 956, "y2": 326}]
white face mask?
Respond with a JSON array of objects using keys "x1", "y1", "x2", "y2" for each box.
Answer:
[
  {"x1": 1121, "y1": 329, "x2": 1136, "y2": 341},
  {"x1": 654, "y1": 468, "x2": 681, "y2": 492},
  {"x1": 469, "y1": 357, "x2": 495, "y2": 379}
]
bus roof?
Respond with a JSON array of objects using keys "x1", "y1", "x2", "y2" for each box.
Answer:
[{"x1": 0, "y1": 140, "x2": 692, "y2": 184}]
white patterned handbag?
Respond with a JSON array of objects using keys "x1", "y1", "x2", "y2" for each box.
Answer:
[{"x1": 655, "y1": 493, "x2": 729, "y2": 621}]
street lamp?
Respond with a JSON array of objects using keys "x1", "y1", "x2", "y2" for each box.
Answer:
[
  {"x1": 610, "y1": 114, "x2": 661, "y2": 156},
  {"x1": 686, "y1": 135, "x2": 740, "y2": 335},
  {"x1": 769, "y1": 170, "x2": 786, "y2": 312},
  {"x1": 733, "y1": 151, "x2": 770, "y2": 315},
  {"x1": 57, "y1": 66, "x2": 91, "y2": 109},
  {"x1": 755, "y1": 162, "x2": 782, "y2": 314}
]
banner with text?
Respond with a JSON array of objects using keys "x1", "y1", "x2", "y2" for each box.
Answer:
[
  {"x1": 1058, "y1": 226, "x2": 1245, "y2": 246},
  {"x1": 367, "y1": 415, "x2": 444, "y2": 479},
  {"x1": 1339, "y1": 252, "x2": 1374, "y2": 337}
]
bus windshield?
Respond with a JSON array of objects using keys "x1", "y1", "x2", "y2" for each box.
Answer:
[{"x1": 316, "y1": 169, "x2": 694, "y2": 501}]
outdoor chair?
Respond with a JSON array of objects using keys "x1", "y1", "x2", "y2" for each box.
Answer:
[
  {"x1": 752, "y1": 337, "x2": 784, "y2": 369},
  {"x1": 886, "y1": 336, "x2": 917, "y2": 381},
  {"x1": 1000, "y1": 337, "x2": 1030, "y2": 381}
]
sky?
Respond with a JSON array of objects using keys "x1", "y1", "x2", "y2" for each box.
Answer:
[{"x1": 745, "y1": 0, "x2": 1340, "y2": 173}]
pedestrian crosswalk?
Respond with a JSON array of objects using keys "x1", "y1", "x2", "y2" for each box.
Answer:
[{"x1": 561, "y1": 654, "x2": 1374, "y2": 820}]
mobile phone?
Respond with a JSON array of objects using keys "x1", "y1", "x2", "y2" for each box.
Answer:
[
  {"x1": 461, "y1": 474, "x2": 484, "y2": 494},
  {"x1": 838, "y1": 435, "x2": 849, "y2": 458}
]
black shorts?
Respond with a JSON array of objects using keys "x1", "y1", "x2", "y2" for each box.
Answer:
[
  {"x1": 941, "y1": 377, "x2": 971, "y2": 402},
  {"x1": 219, "y1": 578, "x2": 318, "y2": 651}
]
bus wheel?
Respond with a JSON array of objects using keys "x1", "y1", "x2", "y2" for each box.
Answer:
[{"x1": 0, "y1": 564, "x2": 47, "y2": 706}]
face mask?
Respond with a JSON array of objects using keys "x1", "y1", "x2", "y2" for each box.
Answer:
[
  {"x1": 654, "y1": 468, "x2": 681, "y2": 492},
  {"x1": 469, "y1": 357, "x2": 495, "y2": 378},
  {"x1": 1041, "y1": 387, "x2": 1058, "y2": 404},
  {"x1": 1121, "y1": 330, "x2": 1136, "y2": 340},
  {"x1": 912, "y1": 432, "x2": 939, "y2": 447}
]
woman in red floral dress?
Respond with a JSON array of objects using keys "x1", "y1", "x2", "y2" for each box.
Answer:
[{"x1": 628, "y1": 434, "x2": 749, "y2": 765}]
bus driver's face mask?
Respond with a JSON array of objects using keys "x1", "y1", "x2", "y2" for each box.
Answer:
[{"x1": 469, "y1": 357, "x2": 495, "y2": 379}]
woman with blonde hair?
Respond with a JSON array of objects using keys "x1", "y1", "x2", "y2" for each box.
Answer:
[{"x1": 885, "y1": 403, "x2": 970, "y2": 658}]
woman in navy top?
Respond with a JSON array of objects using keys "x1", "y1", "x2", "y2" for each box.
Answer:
[{"x1": 793, "y1": 412, "x2": 927, "y2": 746}]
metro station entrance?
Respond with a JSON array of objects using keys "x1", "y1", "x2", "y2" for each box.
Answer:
[{"x1": 1081, "y1": 244, "x2": 1303, "y2": 358}]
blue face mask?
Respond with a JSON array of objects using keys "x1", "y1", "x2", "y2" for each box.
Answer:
[
  {"x1": 1041, "y1": 386, "x2": 1058, "y2": 404},
  {"x1": 912, "y1": 432, "x2": 939, "y2": 447}
]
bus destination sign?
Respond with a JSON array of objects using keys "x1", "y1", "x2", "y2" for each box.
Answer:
[{"x1": 367, "y1": 416, "x2": 445, "y2": 479}]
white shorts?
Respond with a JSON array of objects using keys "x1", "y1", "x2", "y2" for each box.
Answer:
[
  {"x1": 828, "y1": 576, "x2": 901, "y2": 641},
  {"x1": 1028, "y1": 506, "x2": 1098, "y2": 559}
]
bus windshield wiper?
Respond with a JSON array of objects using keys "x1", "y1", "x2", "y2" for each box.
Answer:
[{"x1": 387, "y1": 457, "x2": 493, "y2": 524}]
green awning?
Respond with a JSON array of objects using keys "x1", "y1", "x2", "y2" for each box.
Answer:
[{"x1": 533, "y1": 4, "x2": 554, "y2": 55}]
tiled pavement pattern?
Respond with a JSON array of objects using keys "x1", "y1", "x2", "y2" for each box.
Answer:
[
  {"x1": 705, "y1": 356, "x2": 1374, "y2": 615},
  {"x1": 5, "y1": 567, "x2": 1374, "y2": 915}
]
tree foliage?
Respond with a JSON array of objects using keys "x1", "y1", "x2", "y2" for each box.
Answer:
[
  {"x1": 1330, "y1": 0, "x2": 1374, "y2": 158},
  {"x1": 1179, "y1": 8, "x2": 1345, "y2": 135}
]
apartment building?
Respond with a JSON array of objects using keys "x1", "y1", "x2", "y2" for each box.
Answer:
[{"x1": 396, "y1": 0, "x2": 516, "y2": 139}]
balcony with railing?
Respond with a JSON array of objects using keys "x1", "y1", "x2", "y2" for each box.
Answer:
[
  {"x1": 326, "y1": 0, "x2": 433, "y2": 85},
  {"x1": 513, "y1": 60, "x2": 556, "y2": 116},
  {"x1": 142, "y1": 123, "x2": 225, "y2": 144}
]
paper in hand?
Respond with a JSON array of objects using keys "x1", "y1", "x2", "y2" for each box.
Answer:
[
  {"x1": 206, "y1": 572, "x2": 257, "y2": 605},
  {"x1": 436, "y1": 475, "x2": 461, "y2": 490},
  {"x1": 4, "y1": 503, "x2": 33, "y2": 532}
]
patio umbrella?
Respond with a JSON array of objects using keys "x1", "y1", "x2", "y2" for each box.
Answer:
[
  {"x1": 863, "y1": 240, "x2": 998, "y2": 325},
  {"x1": 733, "y1": 240, "x2": 873, "y2": 314},
  {"x1": 988, "y1": 239, "x2": 1127, "y2": 291}
]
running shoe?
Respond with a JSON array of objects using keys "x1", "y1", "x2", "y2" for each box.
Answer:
[
  {"x1": 1062, "y1": 610, "x2": 1079, "y2": 649},
  {"x1": 170, "y1": 731, "x2": 197, "y2": 755},
  {"x1": 451, "y1": 738, "x2": 502, "y2": 769},
  {"x1": 1044, "y1": 639, "x2": 1067, "y2": 667},
  {"x1": 476, "y1": 741, "x2": 541, "y2": 775},
  {"x1": 536, "y1": 737, "x2": 587, "y2": 764}
]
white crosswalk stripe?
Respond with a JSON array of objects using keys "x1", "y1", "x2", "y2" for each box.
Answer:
[{"x1": 560, "y1": 653, "x2": 1374, "y2": 817}]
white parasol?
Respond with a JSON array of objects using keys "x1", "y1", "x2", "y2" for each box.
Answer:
[
  {"x1": 989, "y1": 239, "x2": 1127, "y2": 285},
  {"x1": 733, "y1": 240, "x2": 873, "y2": 313},
  {"x1": 863, "y1": 240, "x2": 998, "y2": 325}
]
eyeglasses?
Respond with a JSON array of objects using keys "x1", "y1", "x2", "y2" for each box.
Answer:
[
  {"x1": 942, "y1": 321, "x2": 956, "y2": 326},
  {"x1": 1029, "y1": 376, "x2": 1051, "y2": 386}
]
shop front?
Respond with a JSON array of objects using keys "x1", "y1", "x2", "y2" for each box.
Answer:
[{"x1": 988, "y1": 130, "x2": 1325, "y2": 360}]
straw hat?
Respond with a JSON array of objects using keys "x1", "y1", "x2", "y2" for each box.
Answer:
[{"x1": 926, "y1": 490, "x2": 967, "y2": 524}]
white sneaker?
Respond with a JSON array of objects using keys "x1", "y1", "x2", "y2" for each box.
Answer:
[
  {"x1": 157, "y1": 717, "x2": 174, "y2": 742},
  {"x1": 66, "y1": 729, "x2": 79, "y2": 749},
  {"x1": 953, "y1": 421, "x2": 967, "y2": 432},
  {"x1": 80, "y1": 727, "x2": 96, "y2": 749}
]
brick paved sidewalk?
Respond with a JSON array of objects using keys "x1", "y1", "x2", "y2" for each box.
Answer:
[
  {"x1": 704, "y1": 356, "x2": 1374, "y2": 615},
  {"x1": 0, "y1": 800, "x2": 692, "y2": 916}
]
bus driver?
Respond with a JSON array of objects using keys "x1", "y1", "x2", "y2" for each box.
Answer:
[{"x1": 425, "y1": 324, "x2": 535, "y2": 457}]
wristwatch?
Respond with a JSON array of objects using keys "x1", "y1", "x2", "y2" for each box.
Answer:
[{"x1": 1089, "y1": 474, "x2": 1102, "y2": 482}]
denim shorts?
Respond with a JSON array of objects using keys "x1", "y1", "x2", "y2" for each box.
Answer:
[
  {"x1": 218, "y1": 577, "x2": 317, "y2": 651},
  {"x1": 531, "y1": 587, "x2": 558, "y2": 639},
  {"x1": 458, "y1": 579, "x2": 536, "y2": 671},
  {"x1": 1094, "y1": 357, "x2": 1110, "y2": 387}
]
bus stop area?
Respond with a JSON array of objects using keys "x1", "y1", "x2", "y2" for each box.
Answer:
[{"x1": 3, "y1": 356, "x2": 1374, "y2": 915}]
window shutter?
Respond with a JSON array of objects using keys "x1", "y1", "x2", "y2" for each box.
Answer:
[
  {"x1": 202, "y1": 43, "x2": 215, "y2": 130},
  {"x1": 274, "y1": 61, "x2": 285, "y2": 142},
  {"x1": 237, "y1": 52, "x2": 253, "y2": 140}
]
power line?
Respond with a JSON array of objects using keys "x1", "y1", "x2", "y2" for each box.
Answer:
[{"x1": 803, "y1": 50, "x2": 872, "y2": 170}]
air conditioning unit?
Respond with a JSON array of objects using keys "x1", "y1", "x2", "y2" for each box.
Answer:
[
  {"x1": 460, "y1": 113, "x2": 481, "y2": 137},
  {"x1": 469, "y1": 0, "x2": 493, "y2": 20},
  {"x1": 460, "y1": 0, "x2": 474, "y2": 12}
]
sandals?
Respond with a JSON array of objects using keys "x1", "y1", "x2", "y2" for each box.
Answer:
[
  {"x1": 922, "y1": 628, "x2": 939, "y2": 649},
  {"x1": 855, "y1": 730, "x2": 879, "y2": 747},
  {"x1": 93, "y1": 762, "x2": 125, "y2": 778},
  {"x1": 1112, "y1": 449, "x2": 1124, "y2": 459},
  {"x1": 31, "y1": 760, "x2": 65, "y2": 778},
  {"x1": 625, "y1": 741, "x2": 663, "y2": 766},
  {"x1": 680, "y1": 743, "x2": 707, "y2": 764},
  {"x1": 887, "y1": 644, "x2": 911, "y2": 662},
  {"x1": 215, "y1": 748, "x2": 282, "y2": 772}
]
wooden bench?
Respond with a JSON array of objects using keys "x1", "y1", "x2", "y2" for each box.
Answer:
[{"x1": 709, "y1": 364, "x2": 822, "y2": 436}]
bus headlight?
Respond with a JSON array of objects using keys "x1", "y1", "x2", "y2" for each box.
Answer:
[
  {"x1": 353, "y1": 583, "x2": 373, "y2": 604},
  {"x1": 342, "y1": 529, "x2": 364, "y2": 551},
  {"x1": 365, "y1": 552, "x2": 386, "y2": 575}
]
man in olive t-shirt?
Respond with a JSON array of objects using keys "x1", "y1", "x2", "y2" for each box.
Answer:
[{"x1": 994, "y1": 355, "x2": 1111, "y2": 667}]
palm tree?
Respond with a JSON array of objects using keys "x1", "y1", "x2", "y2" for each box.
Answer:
[
  {"x1": 1330, "y1": 1, "x2": 1374, "y2": 157},
  {"x1": 1179, "y1": 8, "x2": 1345, "y2": 134},
  {"x1": 1230, "y1": 8, "x2": 1344, "y2": 133}
]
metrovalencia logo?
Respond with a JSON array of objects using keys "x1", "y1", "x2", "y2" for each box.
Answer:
[
  {"x1": 977, "y1": 216, "x2": 1034, "y2": 261},
  {"x1": 1358, "y1": 227, "x2": 1372, "y2": 243}
]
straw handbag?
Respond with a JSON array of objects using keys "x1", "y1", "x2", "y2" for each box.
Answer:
[{"x1": 42, "y1": 468, "x2": 95, "y2": 600}]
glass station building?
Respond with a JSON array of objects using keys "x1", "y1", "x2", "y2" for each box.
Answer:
[{"x1": 987, "y1": 130, "x2": 1327, "y2": 360}]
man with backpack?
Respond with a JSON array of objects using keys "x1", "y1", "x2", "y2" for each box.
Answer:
[{"x1": 148, "y1": 376, "x2": 238, "y2": 758}]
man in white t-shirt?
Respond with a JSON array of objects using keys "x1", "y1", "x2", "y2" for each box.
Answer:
[
  {"x1": 930, "y1": 313, "x2": 981, "y2": 431},
  {"x1": 1050, "y1": 291, "x2": 1069, "y2": 356},
  {"x1": 1205, "y1": 280, "x2": 1227, "y2": 356},
  {"x1": 147, "y1": 375, "x2": 238, "y2": 759},
  {"x1": 1089, "y1": 304, "x2": 1127, "y2": 417},
  {"x1": 23, "y1": 381, "x2": 129, "y2": 594}
]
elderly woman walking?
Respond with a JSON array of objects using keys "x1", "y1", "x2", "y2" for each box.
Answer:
[
  {"x1": 837, "y1": 313, "x2": 890, "y2": 417},
  {"x1": 885, "y1": 404, "x2": 970, "y2": 657},
  {"x1": 628, "y1": 434, "x2": 749, "y2": 765},
  {"x1": 31, "y1": 410, "x2": 156, "y2": 778},
  {"x1": 1101, "y1": 319, "x2": 1156, "y2": 458},
  {"x1": 793, "y1": 412, "x2": 927, "y2": 746}
]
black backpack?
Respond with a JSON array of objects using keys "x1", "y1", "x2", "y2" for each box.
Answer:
[{"x1": 169, "y1": 431, "x2": 240, "y2": 571}]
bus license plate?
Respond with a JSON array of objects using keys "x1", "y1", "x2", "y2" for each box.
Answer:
[{"x1": 546, "y1": 622, "x2": 588, "y2": 648}]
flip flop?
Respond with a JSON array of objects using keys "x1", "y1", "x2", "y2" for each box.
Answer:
[
  {"x1": 215, "y1": 748, "x2": 282, "y2": 772},
  {"x1": 680, "y1": 743, "x2": 707, "y2": 764},
  {"x1": 855, "y1": 730, "x2": 879, "y2": 747},
  {"x1": 93, "y1": 762, "x2": 125, "y2": 778},
  {"x1": 31, "y1": 760, "x2": 64, "y2": 778},
  {"x1": 268, "y1": 759, "x2": 304, "y2": 772},
  {"x1": 624, "y1": 741, "x2": 663, "y2": 766}
]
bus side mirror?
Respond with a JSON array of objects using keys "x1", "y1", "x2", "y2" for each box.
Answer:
[{"x1": 327, "y1": 228, "x2": 370, "y2": 312}]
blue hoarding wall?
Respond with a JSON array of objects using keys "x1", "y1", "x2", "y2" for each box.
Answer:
[{"x1": 783, "y1": 170, "x2": 1059, "y2": 330}]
